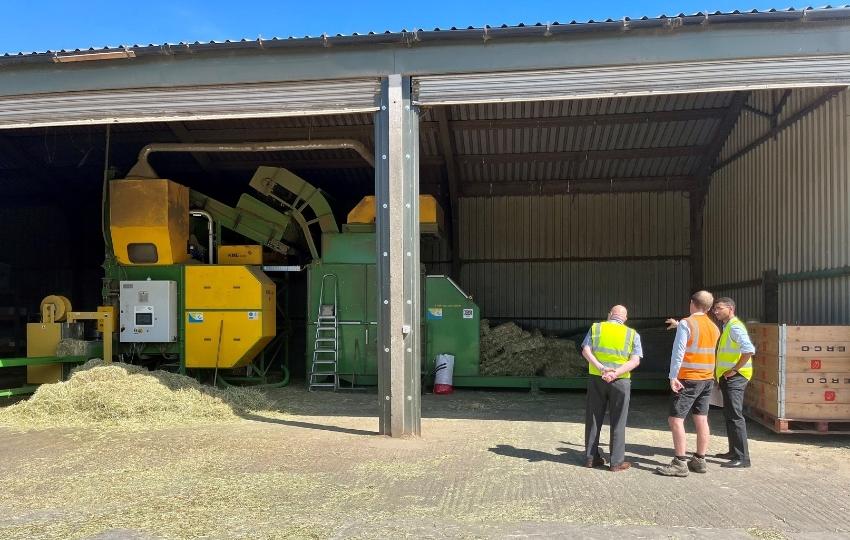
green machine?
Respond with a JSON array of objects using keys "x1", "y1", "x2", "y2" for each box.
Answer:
[{"x1": 305, "y1": 198, "x2": 481, "y2": 389}]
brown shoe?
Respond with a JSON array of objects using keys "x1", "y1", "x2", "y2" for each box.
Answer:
[
  {"x1": 655, "y1": 457, "x2": 689, "y2": 477},
  {"x1": 687, "y1": 456, "x2": 708, "y2": 474},
  {"x1": 585, "y1": 456, "x2": 606, "y2": 468},
  {"x1": 610, "y1": 461, "x2": 632, "y2": 472}
]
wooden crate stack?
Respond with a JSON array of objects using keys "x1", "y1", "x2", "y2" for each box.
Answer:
[{"x1": 746, "y1": 324, "x2": 850, "y2": 434}]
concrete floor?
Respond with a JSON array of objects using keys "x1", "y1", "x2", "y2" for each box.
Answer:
[{"x1": 0, "y1": 385, "x2": 848, "y2": 539}]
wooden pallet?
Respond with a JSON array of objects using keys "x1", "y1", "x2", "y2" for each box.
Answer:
[{"x1": 745, "y1": 405, "x2": 850, "y2": 434}]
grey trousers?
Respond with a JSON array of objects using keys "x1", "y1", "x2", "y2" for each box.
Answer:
[
  {"x1": 719, "y1": 373, "x2": 750, "y2": 461},
  {"x1": 585, "y1": 376, "x2": 631, "y2": 465}
]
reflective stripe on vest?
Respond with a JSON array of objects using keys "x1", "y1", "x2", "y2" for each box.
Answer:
[
  {"x1": 588, "y1": 321, "x2": 635, "y2": 379},
  {"x1": 715, "y1": 316, "x2": 754, "y2": 380},
  {"x1": 678, "y1": 314, "x2": 719, "y2": 381}
]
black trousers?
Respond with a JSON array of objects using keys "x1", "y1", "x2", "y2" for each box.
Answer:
[
  {"x1": 719, "y1": 373, "x2": 750, "y2": 461},
  {"x1": 585, "y1": 376, "x2": 631, "y2": 465}
]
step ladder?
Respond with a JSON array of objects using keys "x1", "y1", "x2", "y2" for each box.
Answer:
[{"x1": 309, "y1": 274, "x2": 339, "y2": 391}]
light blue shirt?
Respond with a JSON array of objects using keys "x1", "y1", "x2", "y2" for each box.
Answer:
[
  {"x1": 582, "y1": 319, "x2": 643, "y2": 358},
  {"x1": 725, "y1": 320, "x2": 756, "y2": 355}
]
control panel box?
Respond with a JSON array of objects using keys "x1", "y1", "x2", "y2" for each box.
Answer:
[{"x1": 119, "y1": 280, "x2": 178, "y2": 343}]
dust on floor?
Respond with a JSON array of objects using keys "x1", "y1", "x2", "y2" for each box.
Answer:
[{"x1": 0, "y1": 385, "x2": 848, "y2": 539}]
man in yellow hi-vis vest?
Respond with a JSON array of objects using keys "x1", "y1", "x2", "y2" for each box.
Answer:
[
  {"x1": 711, "y1": 297, "x2": 755, "y2": 468},
  {"x1": 657, "y1": 290, "x2": 720, "y2": 477},
  {"x1": 581, "y1": 305, "x2": 642, "y2": 472}
]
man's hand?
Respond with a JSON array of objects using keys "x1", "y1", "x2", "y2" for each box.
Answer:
[
  {"x1": 602, "y1": 367, "x2": 615, "y2": 373},
  {"x1": 602, "y1": 372, "x2": 617, "y2": 383},
  {"x1": 670, "y1": 378, "x2": 684, "y2": 393},
  {"x1": 723, "y1": 369, "x2": 737, "y2": 379},
  {"x1": 665, "y1": 318, "x2": 679, "y2": 330}
]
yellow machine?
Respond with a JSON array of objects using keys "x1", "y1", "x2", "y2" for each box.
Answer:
[
  {"x1": 347, "y1": 194, "x2": 445, "y2": 231},
  {"x1": 26, "y1": 295, "x2": 76, "y2": 383},
  {"x1": 26, "y1": 295, "x2": 114, "y2": 383},
  {"x1": 110, "y1": 179, "x2": 190, "y2": 265},
  {"x1": 108, "y1": 178, "x2": 277, "y2": 371},
  {"x1": 184, "y1": 265, "x2": 275, "y2": 369}
]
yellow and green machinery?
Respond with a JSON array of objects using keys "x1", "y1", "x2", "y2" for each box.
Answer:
[
  {"x1": 107, "y1": 177, "x2": 277, "y2": 372},
  {"x1": 0, "y1": 144, "x2": 487, "y2": 395},
  {"x1": 0, "y1": 163, "x2": 315, "y2": 395}
]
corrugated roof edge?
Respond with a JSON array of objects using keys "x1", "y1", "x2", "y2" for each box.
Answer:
[{"x1": 3, "y1": 6, "x2": 850, "y2": 66}]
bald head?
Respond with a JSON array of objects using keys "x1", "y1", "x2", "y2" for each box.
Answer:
[
  {"x1": 690, "y1": 290, "x2": 714, "y2": 313},
  {"x1": 608, "y1": 305, "x2": 628, "y2": 323}
]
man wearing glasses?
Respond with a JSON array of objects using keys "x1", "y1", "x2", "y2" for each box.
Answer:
[{"x1": 711, "y1": 297, "x2": 755, "y2": 468}]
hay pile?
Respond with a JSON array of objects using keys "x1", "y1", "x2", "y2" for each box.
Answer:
[
  {"x1": 0, "y1": 359, "x2": 271, "y2": 431},
  {"x1": 479, "y1": 320, "x2": 587, "y2": 377}
]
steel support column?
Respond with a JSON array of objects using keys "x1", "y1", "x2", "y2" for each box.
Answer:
[
  {"x1": 375, "y1": 75, "x2": 421, "y2": 437},
  {"x1": 689, "y1": 188, "x2": 706, "y2": 292}
]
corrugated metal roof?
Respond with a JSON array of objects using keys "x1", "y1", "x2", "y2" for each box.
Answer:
[
  {"x1": 418, "y1": 91, "x2": 736, "y2": 184},
  {"x1": 0, "y1": 87, "x2": 838, "y2": 198},
  {"x1": 3, "y1": 6, "x2": 850, "y2": 62}
]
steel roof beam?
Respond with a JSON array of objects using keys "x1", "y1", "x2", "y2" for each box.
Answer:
[
  {"x1": 456, "y1": 146, "x2": 705, "y2": 164},
  {"x1": 459, "y1": 176, "x2": 697, "y2": 196},
  {"x1": 690, "y1": 91, "x2": 750, "y2": 290},
  {"x1": 3, "y1": 24, "x2": 850, "y2": 96},
  {"x1": 95, "y1": 107, "x2": 727, "y2": 144},
  {"x1": 434, "y1": 107, "x2": 462, "y2": 279}
]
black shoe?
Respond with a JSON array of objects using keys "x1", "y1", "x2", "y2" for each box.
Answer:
[
  {"x1": 714, "y1": 451, "x2": 735, "y2": 460},
  {"x1": 720, "y1": 459, "x2": 751, "y2": 468}
]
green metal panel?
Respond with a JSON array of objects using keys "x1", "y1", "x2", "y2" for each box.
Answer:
[
  {"x1": 305, "y1": 322, "x2": 377, "y2": 379},
  {"x1": 365, "y1": 264, "x2": 377, "y2": 325},
  {"x1": 321, "y1": 233, "x2": 376, "y2": 264},
  {"x1": 249, "y1": 167, "x2": 339, "y2": 234},
  {"x1": 341, "y1": 223, "x2": 376, "y2": 234},
  {"x1": 0, "y1": 355, "x2": 88, "y2": 368},
  {"x1": 236, "y1": 194, "x2": 299, "y2": 244},
  {"x1": 305, "y1": 261, "x2": 375, "y2": 377},
  {"x1": 0, "y1": 385, "x2": 40, "y2": 397},
  {"x1": 189, "y1": 191, "x2": 290, "y2": 253},
  {"x1": 424, "y1": 276, "x2": 479, "y2": 377}
]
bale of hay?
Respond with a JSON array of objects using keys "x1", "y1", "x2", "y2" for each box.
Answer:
[
  {"x1": 0, "y1": 359, "x2": 271, "y2": 431},
  {"x1": 478, "y1": 319, "x2": 588, "y2": 378},
  {"x1": 480, "y1": 322, "x2": 527, "y2": 359},
  {"x1": 541, "y1": 338, "x2": 587, "y2": 378},
  {"x1": 479, "y1": 319, "x2": 491, "y2": 336},
  {"x1": 504, "y1": 335, "x2": 546, "y2": 355}
]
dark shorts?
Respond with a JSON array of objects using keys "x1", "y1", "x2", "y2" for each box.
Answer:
[{"x1": 670, "y1": 379, "x2": 714, "y2": 418}]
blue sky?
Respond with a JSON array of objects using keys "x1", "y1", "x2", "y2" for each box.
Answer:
[{"x1": 2, "y1": 1, "x2": 815, "y2": 55}]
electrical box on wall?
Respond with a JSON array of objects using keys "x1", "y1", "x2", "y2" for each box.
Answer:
[{"x1": 119, "y1": 280, "x2": 178, "y2": 342}]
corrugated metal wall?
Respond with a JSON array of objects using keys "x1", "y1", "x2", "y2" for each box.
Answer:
[
  {"x1": 0, "y1": 205, "x2": 75, "y2": 313},
  {"x1": 705, "y1": 88, "x2": 850, "y2": 323},
  {"x1": 442, "y1": 192, "x2": 690, "y2": 333}
]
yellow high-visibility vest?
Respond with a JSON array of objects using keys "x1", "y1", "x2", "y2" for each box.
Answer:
[
  {"x1": 588, "y1": 321, "x2": 636, "y2": 379},
  {"x1": 715, "y1": 316, "x2": 753, "y2": 380}
]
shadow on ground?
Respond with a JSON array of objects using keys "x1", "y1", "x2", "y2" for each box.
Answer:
[{"x1": 257, "y1": 384, "x2": 850, "y2": 449}]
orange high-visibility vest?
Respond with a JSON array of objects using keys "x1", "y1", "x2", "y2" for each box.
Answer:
[{"x1": 677, "y1": 313, "x2": 720, "y2": 381}]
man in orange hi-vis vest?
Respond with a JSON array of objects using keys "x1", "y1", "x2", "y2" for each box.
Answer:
[{"x1": 656, "y1": 290, "x2": 721, "y2": 477}]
